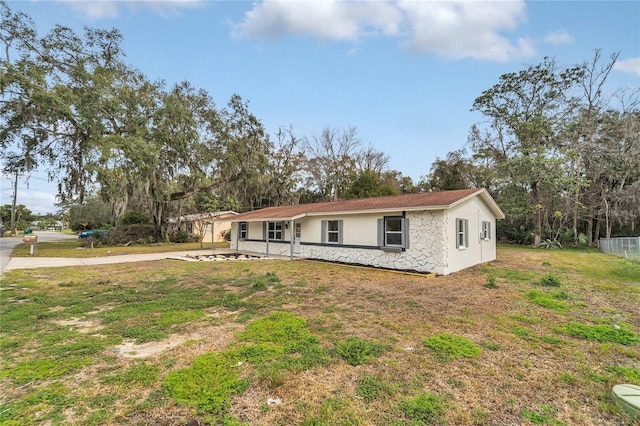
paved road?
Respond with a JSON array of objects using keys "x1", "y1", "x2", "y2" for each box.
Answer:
[{"x1": 0, "y1": 231, "x2": 78, "y2": 274}]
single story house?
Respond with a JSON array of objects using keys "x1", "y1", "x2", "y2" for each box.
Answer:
[
  {"x1": 227, "y1": 188, "x2": 505, "y2": 275},
  {"x1": 168, "y1": 211, "x2": 237, "y2": 243}
]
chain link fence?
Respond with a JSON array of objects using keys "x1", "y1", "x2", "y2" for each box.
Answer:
[{"x1": 599, "y1": 237, "x2": 640, "y2": 261}]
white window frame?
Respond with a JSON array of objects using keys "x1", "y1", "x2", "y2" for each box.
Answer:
[
  {"x1": 239, "y1": 222, "x2": 248, "y2": 240},
  {"x1": 456, "y1": 218, "x2": 469, "y2": 249},
  {"x1": 321, "y1": 220, "x2": 343, "y2": 244},
  {"x1": 378, "y1": 216, "x2": 409, "y2": 251},
  {"x1": 481, "y1": 221, "x2": 491, "y2": 241},
  {"x1": 267, "y1": 222, "x2": 284, "y2": 241},
  {"x1": 267, "y1": 221, "x2": 284, "y2": 241},
  {"x1": 385, "y1": 218, "x2": 403, "y2": 246}
]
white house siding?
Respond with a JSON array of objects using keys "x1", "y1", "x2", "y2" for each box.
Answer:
[
  {"x1": 445, "y1": 197, "x2": 497, "y2": 274},
  {"x1": 232, "y1": 210, "x2": 448, "y2": 274}
]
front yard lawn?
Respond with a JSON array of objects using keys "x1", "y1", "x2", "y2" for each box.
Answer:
[{"x1": 0, "y1": 246, "x2": 638, "y2": 425}]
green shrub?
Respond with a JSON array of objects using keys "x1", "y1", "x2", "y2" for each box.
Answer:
[
  {"x1": 400, "y1": 392, "x2": 446, "y2": 424},
  {"x1": 111, "y1": 224, "x2": 156, "y2": 245},
  {"x1": 164, "y1": 352, "x2": 248, "y2": 415},
  {"x1": 557, "y1": 322, "x2": 639, "y2": 345},
  {"x1": 423, "y1": 333, "x2": 481, "y2": 362},
  {"x1": 168, "y1": 230, "x2": 194, "y2": 243},
  {"x1": 120, "y1": 210, "x2": 152, "y2": 225},
  {"x1": 334, "y1": 337, "x2": 389, "y2": 366},
  {"x1": 537, "y1": 239, "x2": 563, "y2": 249}
]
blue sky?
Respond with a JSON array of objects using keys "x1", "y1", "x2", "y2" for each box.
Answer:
[{"x1": 1, "y1": 0, "x2": 639, "y2": 215}]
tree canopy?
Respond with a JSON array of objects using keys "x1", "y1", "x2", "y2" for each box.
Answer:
[{"x1": 2, "y1": 2, "x2": 637, "y2": 243}]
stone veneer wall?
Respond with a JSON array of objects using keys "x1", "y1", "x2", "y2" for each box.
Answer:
[{"x1": 235, "y1": 210, "x2": 447, "y2": 274}]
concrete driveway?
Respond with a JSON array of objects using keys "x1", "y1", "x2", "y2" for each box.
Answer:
[{"x1": 1, "y1": 232, "x2": 283, "y2": 277}]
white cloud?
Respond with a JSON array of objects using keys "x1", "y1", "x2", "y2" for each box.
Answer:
[
  {"x1": 614, "y1": 58, "x2": 640, "y2": 77},
  {"x1": 235, "y1": 0, "x2": 534, "y2": 62},
  {"x1": 544, "y1": 30, "x2": 575, "y2": 45},
  {"x1": 399, "y1": 0, "x2": 533, "y2": 61},
  {"x1": 235, "y1": 0, "x2": 403, "y2": 41},
  {"x1": 62, "y1": 0, "x2": 203, "y2": 20}
]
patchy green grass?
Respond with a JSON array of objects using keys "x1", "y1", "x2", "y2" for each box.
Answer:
[
  {"x1": 525, "y1": 289, "x2": 570, "y2": 312},
  {"x1": 356, "y1": 375, "x2": 394, "y2": 402},
  {"x1": 521, "y1": 404, "x2": 564, "y2": 425},
  {"x1": 333, "y1": 337, "x2": 390, "y2": 366},
  {"x1": 556, "y1": 322, "x2": 639, "y2": 345},
  {"x1": 423, "y1": 333, "x2": 481, "y2": 362},
  {"x1": 400, "y1": 392, "x2": 447, "y2": 425},
  {"x1": 0, "y1": 246, "x2": 638, "y2": 425}
]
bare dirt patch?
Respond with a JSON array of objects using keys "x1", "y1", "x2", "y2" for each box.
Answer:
[{"x1": 52, "y1": 318, "x2": 103, "y2": 334}]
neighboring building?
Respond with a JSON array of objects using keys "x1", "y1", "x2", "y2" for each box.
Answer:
[
  {"x1": 31, "y1": 220, "x2": 65, "y2": 231},
  {"x1": 168, "y1": 211, "x2": 237, "y2": 243},
  {"x1": 228, "y1": 189, "x2": 505, "y2": 275}
]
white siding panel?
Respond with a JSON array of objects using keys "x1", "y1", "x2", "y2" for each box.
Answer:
[{"x1": 446, "y1": 197, "x2": 497, "y2": 273}]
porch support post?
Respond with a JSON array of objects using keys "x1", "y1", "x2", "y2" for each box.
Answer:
[
  {"x1": 289, "y1": 219, "x2": 294, "y2": 260},
  {"x1": 265, "y1": 221, "x2": 270, "y2": 258},
  {"x1": 235, "y1": 222, "x2": 239, "y2": 254}
]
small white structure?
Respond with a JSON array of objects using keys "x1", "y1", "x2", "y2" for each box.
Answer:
[{"x1": 229, "y1": 189, "x2": 505, "y2": 275}]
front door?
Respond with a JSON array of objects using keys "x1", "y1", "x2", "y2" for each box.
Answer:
[{"x1": 293, "y1": 223, "x2": 301, "y2": 255}]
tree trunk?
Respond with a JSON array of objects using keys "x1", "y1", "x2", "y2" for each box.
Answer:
[
  {"x1": 532, "y1": 182, "x2": 542, "y2": 245},
  {"x1": 10, "y1": 172, "x2": 18, "y2": 234}
]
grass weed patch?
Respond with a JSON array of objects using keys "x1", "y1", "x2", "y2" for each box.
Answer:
[
  {"x1": 536, "y1": 273, "x2": 562, "y2": 287},
  {"x1": 333, "y1": 337, "x2": 390, "y2": 366},
  {"x1": 101, "y1": 363, "x2": 159, "y2": 387},
  {"x1": 423, "y1": 333, "x2": 481, "y2": 362},
  {"x1": 557, "y1": 322, "x2": 639, "y2": 345},
  {"x1": 525, "y1": 289, "x2": 569, "y2": 312},
  {"x1": 400, "y1": 392, "x2": 447, "y2": 424},
  {"x1": 484, "y1": 273, "x2": 498, "y2": 289},
  {"x1": 235, "y1": 312, "x2": 328, "y2": 387},
  {"x1": 356, "y1": 375, "x2": 394, "y2": 402},
  {"x1": 2, "y1": 356, "x2": 92, "y2": 384},
  {"x1": 163, "y1": 352, "x2": 248, "y2": 415},
  {"x1": 604, "y1": 364, "x2": 640, "y2": 383},
  {"x1": 520, "y1": 404, "x2": 564, "y2": 425}
]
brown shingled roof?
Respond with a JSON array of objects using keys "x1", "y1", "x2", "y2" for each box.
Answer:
[{"x1": 230, "y1": 188, "x2": 504, "y2": 221}]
